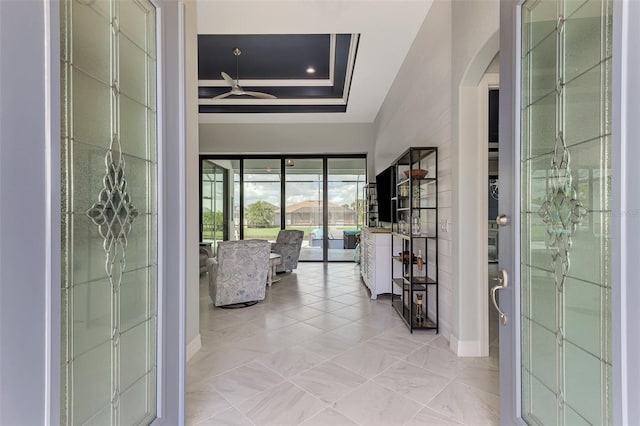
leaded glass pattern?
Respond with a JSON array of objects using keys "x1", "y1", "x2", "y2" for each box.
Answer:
[
  {"x1": 61, "y1": 0, "x2": 158, "y2": 424},
  {"x1": 521, "y1": 0, "x2": 612, "y2": 424}
]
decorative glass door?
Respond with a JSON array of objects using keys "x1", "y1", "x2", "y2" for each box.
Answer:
[
  {"x1": 520, "y1": 0, "x2": 612, "y2": 424},
  {"x1": 60, "y1": 0, "x2": 158, "y2": 424}
]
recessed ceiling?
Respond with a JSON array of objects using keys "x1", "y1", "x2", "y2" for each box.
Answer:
[
  {"x1": 196, "y1": 1, "x2": 434, "y2": 124},
  {"x1": 198, "y1": 34, "x2": 359, "y2": 114}
]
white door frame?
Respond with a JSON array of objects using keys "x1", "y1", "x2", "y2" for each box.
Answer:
[
  {"x1": 479, "y1": 72, "x2": 500, "y2": 358},
  {"x1": 612, "y1": 0, "x2": 640, "y2": 422},
  {"x1": 0, "y1": 1, "x2": 61, "y2": 422},
  {"x1": 497, "y1": 2, "x2": 521, "y2": 423},
  {"x1": 499, "y1": 0, "x2": 640, "y2": 423},
  {"x1": 0, "y1": 1, "x2": 187, "y2": 424}
]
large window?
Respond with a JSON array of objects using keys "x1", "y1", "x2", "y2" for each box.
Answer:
[
  {"x1": 243, "y1": 159, "x2": 281, "y2": 241},
  {"x1": 200, "y1": 155, "x2": 367, "y2": 262}
]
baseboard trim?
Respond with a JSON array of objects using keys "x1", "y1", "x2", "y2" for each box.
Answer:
[
  {"x1": 186, "y1": 334, "x2": 202, "y2": 362},
  {"x1": 450, "y1": 334, "x2": 483, "y2": 357}
]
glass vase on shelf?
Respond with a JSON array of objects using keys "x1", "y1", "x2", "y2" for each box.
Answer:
[
  {"x1": 413, "y1": 186, "x2": 420, "y2": 208},
  {"x1": 412, "y1": 215, "x2": 420, "y2": 235},
  {"x1": 399, "y1": 219, "x2": 408, "y2": 235}
]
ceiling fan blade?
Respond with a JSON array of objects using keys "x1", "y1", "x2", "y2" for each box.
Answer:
[
  {"x1": 212, "y1": 91, "x2": 232, "y2": 100},
  {"x1": 243, "y1": 91, "x2": 277, "y2": 99},
  {"x1": 220, "y1": 72, "x2": 235, "y2": 87}
]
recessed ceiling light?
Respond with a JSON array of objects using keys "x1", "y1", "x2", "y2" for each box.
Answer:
[{"x1": 306, "y1": 67, "x2": 316, "y2": 74}]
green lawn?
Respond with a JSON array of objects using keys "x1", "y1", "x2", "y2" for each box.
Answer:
[
  {"x1": 243, "y1": 226, "x2": 362, "y2": 240},
  {"x1": 205, "y1": 226, "x2": 362, "y2": 242}
]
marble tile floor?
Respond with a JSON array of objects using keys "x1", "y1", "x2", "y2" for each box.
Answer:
[{"x1": 187, "y1": 263, "x2": 500, "y2": 426}]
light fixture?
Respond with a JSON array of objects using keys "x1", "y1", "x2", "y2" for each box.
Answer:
[
  {"x1": 286, "y1": 159, "x2": 295, "y2": 167},
  {"x1": 306, "y1": 66, "x2": 316, "y2": 74}
]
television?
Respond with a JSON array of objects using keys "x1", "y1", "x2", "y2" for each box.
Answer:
[{"x1": 375, "y1": 165, "x2": 395, "y2": 223}]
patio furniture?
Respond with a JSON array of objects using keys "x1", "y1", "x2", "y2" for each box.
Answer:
[
  {"x1": 271, "y1": 229, "x2": 304, "y2": 273},
  {"x1": 343, "y1": 230, "x2": 360, "y2": 249},
  {"x1": 207, "y1": 239, "x2": 271, "y2": 308}
]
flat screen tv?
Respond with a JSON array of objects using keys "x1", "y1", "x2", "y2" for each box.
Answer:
[{"x1": 375, "y1": 165, "x2": 395, "y2": 223}]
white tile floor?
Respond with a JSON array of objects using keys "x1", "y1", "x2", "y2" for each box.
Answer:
[{"x1": 187, "y1": 263, "x2": 499, "y2": 426}]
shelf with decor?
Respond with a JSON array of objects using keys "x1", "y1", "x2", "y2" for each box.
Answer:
[
  {"x1": 390, "y1": 147, "x2": 438, "y2": 332},
  {"x1": 364, "y1": 183, "x2": 378, "y2": 228}
]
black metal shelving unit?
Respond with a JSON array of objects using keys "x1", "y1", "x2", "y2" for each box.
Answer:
[
  {"x1": 390, "y1": 147, "x2": 438, "y2": 332},
  {"x1": 364, "y1": 183, "x2": 378, "y2": 228}
]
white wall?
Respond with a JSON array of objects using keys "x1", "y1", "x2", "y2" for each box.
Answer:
[
  {"x1": 185, "y1": 0, "x2": 201, "y2": 359},
  {"x1": 373, "y1": 0, "x2": 499, "y2": 349},
  {"x1": 451, "y1": 1, "x2": 499, "y2": 352},
  {"x1": 373, "y1": 0, "x2": 454, "y2": 340},
  {"x1": 199, "y1": 123, "x2": 376, "y2": 180}
]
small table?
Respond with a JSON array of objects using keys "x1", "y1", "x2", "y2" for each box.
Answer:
[{"x1": 268, "y1": 253, "x2": 282, "y2": 287}]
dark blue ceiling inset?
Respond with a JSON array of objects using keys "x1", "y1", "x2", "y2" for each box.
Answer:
[
  {"x1": 197, "y1": 33, "x2": 359, "y2": 114},
  {"x1": 198, "y1": 34, "x2": 332, "y2": 80}
]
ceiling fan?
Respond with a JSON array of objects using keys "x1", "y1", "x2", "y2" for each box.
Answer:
[{"x1": 213, "y1": 47, "x2": 276, "y2": 100}]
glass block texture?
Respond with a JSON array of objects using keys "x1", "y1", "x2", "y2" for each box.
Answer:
[
  {"x1": 521, "y1": 0, "x2": 612, "y2": 424},
  {"x1": 61, "y1": 0, "x2": 158, "y2": 424}
]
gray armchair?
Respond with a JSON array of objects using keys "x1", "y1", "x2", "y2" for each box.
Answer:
[
  {"x1": 199, "y1": 247, "x2": 210, "y2": 275},
  {"x1": 207, "y1": 239, "x2": 271, "y2": 307},
  {"x1": 271, "y1": 230, "x2": 304, "y2": 273}
]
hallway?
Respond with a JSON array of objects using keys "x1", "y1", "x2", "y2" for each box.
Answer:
[{"x1": 187, "y1": 263, "x2": 499, "y2": 425}]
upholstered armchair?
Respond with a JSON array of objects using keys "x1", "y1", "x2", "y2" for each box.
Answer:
[
  {"x1": 271, "y1": 230, "x2": 304, "y2": 273},
  {"x1": 199, "y1": 247, "x2": 210, "y2": 275},
  {"x1": 207, "y1": 239, "x2": 271, "y2": 307}
]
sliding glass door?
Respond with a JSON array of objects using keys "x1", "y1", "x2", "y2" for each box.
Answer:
[
  {"x1": 285, "y1": 158, "x2": 324, "y2": 261},
  {"x1": 327, "y1": 158, "x2": 366, "y2": 261},
  {"x1": 243, "y1": 159, "x2": 282, "y2": 242},
  {"x1": 201, "y1": 160, "x2": 227, "y2": 247},
  {"x1": 200, "y1": 155, "x2": 366, "y2": 262}
]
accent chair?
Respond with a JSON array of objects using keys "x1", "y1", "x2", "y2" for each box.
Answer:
[
  {"x1": 199, "y1": 247, "x2": 209, "y2": 275},
  {"x1": 271, "y1": 229, "x2": 304, "y2": 273},
  {"x1": 207, "y1": 239, "x2": 271, "y2": 307}
]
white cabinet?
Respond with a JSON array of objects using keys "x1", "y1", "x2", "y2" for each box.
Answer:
[{"x1": 360, "y1": 227, "x2": 391, "y2": 299}]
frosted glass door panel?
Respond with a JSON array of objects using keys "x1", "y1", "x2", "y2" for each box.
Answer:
[
  {"x1": 520, "y1": 0, "x2": 612, "y2": 424},
  {"x1": 61, "y1": 0, "x2": 158, "y2": 424}
]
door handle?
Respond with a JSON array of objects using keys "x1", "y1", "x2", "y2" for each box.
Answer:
[
  {"x1": 496, "y1": 214, "x2": 509, "y2": 226},
  {"x1": 491, "y1": 268, "x2": 509, "y2": 325}
]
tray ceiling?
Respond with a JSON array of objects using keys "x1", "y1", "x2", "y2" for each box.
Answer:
[
  {"x1": 196, "y1": 1, "x2": 434, "y2": 124},
  {"x1": 198, "y1": 34, "x2": 359, "y2": 114}
]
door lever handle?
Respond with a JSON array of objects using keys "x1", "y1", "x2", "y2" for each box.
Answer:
[{"x1": 491, "y1": 269, "x2": 509, "y2": 325}]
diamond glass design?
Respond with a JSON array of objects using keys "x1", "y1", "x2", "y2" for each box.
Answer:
[
  {"x1": 537, "y1": 134, "x2": 587, "y2": 288},
  {"x1": 87, "y1": 136, "x2": 139, "y2": 278}
]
